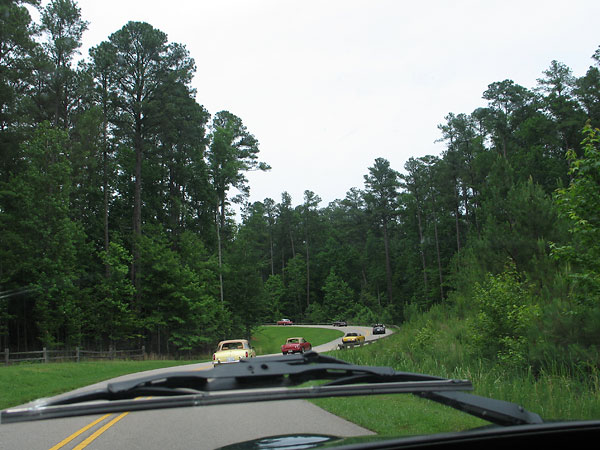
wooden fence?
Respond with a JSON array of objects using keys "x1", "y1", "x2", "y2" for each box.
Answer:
[{"x1": 1, "y1": 346, "x2": 146, "y2": 365}]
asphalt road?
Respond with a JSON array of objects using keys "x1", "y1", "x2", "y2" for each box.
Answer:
[{"x1": 1, "y1": 325, "x2": 391, "y2": 450}]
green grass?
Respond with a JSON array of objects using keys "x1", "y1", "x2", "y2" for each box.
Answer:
[
  {"x1": 308, "y1": 336, "x2": 488, "y2": 436},
  {"x1": 310, "y1": 316, "x2": 600, "y2": 437},
  {"x1": 250, "y1": 325, "x2": 343, "y2": 355},
  {"x1": 0, "y1": 360, "x2": 200, "y2": 410},
  {"x1": 4, "y1": 318, "x2": 598, "y2": 439},
  {"x1": 312, "y1": 394, "x2": 486, "y2": 436},
  {"x1": 0, "y1": 326, "x2": 342, "y2": 410}
]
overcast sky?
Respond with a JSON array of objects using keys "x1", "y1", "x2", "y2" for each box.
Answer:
[{"x1": 44, "y1": 1, "x2": 600, "y2": 209}]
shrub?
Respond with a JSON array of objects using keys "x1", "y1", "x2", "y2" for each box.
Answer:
[{"x1": 469, "y1": 264, "x2": 539, "y2": 368}]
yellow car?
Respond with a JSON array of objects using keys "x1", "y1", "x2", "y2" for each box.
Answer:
[
  {"x1": 342, "y1": 332, "x2": 365, "y2": 344},
  {"x1": 212, "y1": 339, "x2": 256, "y2": 365}
]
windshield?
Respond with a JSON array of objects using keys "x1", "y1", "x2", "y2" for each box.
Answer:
[
  {"x1": 220, "y1": 342, "x2": 243, "y2": 350},
  {"x1": 1, "y1": 1, "x2": 599, "y2": 449}
]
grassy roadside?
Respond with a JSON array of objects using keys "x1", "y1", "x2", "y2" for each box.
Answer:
[
  {"x1": 0, "y1": 326, "x2": 342, "y2": 410},
  {"x1": 251, "y1": 325, "x2": 343, "y2": 354},
  {"x1": 4, "y1": 319, "x2": 598, "y2": 439},
  {"x1": 312, "y1": 336, "x2": 488, "y2": 436},
  {"x1": 312, "y1": 391, "x2": 486, "y2": 436},
  {"x1": 312, "y1": 310, "x2": 600, "y2": 436},
  {"x1": 0, "y1": 360, "x2": 201, "y2": 410}
]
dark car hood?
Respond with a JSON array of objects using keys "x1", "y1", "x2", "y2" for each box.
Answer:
[
  {"x1": 217, "y1": 434, "x2": 341, "y2": 449},
  {"x1": 217, "y1": 420, "x2": 600, "y2": 449}
]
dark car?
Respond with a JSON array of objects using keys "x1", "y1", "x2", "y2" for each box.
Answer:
[
  {"x1": 332, "y1": 320, "x2": 347, "y2": 326},
  {"x1": 372, "y1": 323, "x2": 386, "y2": 334}
]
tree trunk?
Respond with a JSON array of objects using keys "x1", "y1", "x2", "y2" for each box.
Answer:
[
  {"x1": 432, "y1": 211, "x2": 444, "y2": 301},
  {"x1": 269, "y1": 229, "x2": 274, "y2": 276},
  {"x1": 415, "y1": 204, "x2": 428, "y2": 294},
  {"x1": 305, "y1": 236, "x2": 310, "y2": 308},
  {"x1": 216, "y1": 218, "x2": 224, "y2": 302},
  {"x1": 132, "y1": 113, "x2": 143, "y2": 304},
  {"x1": 462, "y1": 184, "x2": 470, "y2": 233},
  {"x1": 382, "y1": 220, "x2": 393, "y2": 305},
  {"x1": 454, "y1": 193, "x2": 461, "y2": 252},
  {"x1": 102, "y1": 88, "x2": 110, "y2": 277},
  {"x1": 281, "y1": 247, "x2": 285, "y2": 283},
  {"x1": 289, "y1": 229, "x2": 295, "y2": 258}
]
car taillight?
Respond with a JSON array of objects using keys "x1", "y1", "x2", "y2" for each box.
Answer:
[
  {"x1": 245, "y1": 351, "x2": 248, "y2": 357},
  {"x1": 212, "y1": 354, "x2": 215, "y2": 360}
]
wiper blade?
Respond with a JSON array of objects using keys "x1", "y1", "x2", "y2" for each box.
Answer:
[
  {"x1": 0, "y1": 351, "x2": 541, "y2": 426},
  {"x1": 41, "y1": 352, "x2": 456, "y2": 405},
  {"x1": 418, "y1": 391, "x2": 543, "y2": 426}
]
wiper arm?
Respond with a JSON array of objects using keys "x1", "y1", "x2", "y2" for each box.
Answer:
[
  {"x1": 45, "y1": 352, "x2": 454, "y2": 405},
  {"x1": 0, "y1": 351, "x2": 541, "y2": 426},
  {"x1": 418, "y1": 391, "x2": 543, "y2": 426}
]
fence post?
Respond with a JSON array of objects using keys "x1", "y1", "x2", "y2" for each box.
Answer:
[
  {"x1": 76, "y1": 347, "x2": 80, "y2": 363},
  {"x1": 142, "y1": 345, "x2": 146, "y2": 360},
  {"x1": 4, "y1": 348, "x2": 8, "y2": 365},
  {"x1": 43, "y1": 347, "x2": 48, "y2": 363}
]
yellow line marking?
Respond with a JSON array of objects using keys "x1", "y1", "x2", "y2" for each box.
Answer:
[
  {"x1": 71, "y1": 412, "x2": 129, "y2": 450},
  {"x1": 48, "y1": 396, "x2": 151, "y2": 450},
  {"x1": 48, "y1": 414, "x2": 112, "y2": 450}
]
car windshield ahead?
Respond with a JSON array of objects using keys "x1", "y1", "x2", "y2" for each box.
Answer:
[{"x1": 221, "y1": 343, "x2": 243, "y2": 350}]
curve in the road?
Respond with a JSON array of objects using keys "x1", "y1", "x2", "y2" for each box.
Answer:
[{"x1": 2, "y1": 325, "x2": 392, "y2": 450}]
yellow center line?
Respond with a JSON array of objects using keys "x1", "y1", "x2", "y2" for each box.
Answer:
[
  {"x1": 47, "y1": 397, "x2": 151, "y2": 450},
  {"x1": 48, "y1": 414, "x2": 112, "y2": 450},
  {"x1": 71, "y1": 412, "x2": 130, "y2": 450}
]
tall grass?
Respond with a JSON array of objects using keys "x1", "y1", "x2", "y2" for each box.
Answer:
[{"x1": 322, "y1": 303, "x2": 600, "y2": 426}]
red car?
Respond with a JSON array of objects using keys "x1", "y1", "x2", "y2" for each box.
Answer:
[
  {"x1": 277, "y1": 318, "x2": 293, "y2": 325},
  {"x1": 281, "y1": 337, "x2": 311, "y2": 354}
]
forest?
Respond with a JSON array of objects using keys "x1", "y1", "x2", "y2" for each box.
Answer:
[{"x1": 1, "y1": 1, "x2": 599, "y2": 370}]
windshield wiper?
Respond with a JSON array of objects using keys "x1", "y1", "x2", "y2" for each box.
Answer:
[{"x1": 0, "y1": 351, "x2": 542, "y2": 426}]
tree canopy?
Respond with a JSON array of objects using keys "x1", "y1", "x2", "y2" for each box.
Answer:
[{"x1": 1, "y1": 1, "x2": 600, "y2": 369}]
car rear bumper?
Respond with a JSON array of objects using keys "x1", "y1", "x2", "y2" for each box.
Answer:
[{"x1": 213, "y1": 359, "x2": 240, "y2": 365}]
